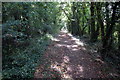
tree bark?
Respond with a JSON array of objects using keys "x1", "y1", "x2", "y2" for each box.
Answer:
[
  {"x1": 96, "y1": 3, "x2": 105, "y2": 43},
  {"x1": 71, "y1": 2, "x2": 79, "y2": 36},
  {"x1": 118, "y1": 25, "x2": 120, "y2": 50},
  {"x1": 103, "y1": 3, "x2": 118, "y2": 48},
  {"x1": 105, "y1": 2, "x2": 110, "y2": 33},
  {"x1": 101, "y1": 2, "x2": 118, "y2": 60},
  {"x1": 90, "y1": 2, "x2": 96, "y2": 42}
]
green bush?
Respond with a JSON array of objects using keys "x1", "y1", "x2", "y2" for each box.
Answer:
[{"x1": 2, "y1": 35, "x2": 50, "y2": 79}]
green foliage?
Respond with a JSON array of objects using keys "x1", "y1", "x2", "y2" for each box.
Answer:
[
  {"x1": 2, "y1": 35, "x2": 50, "y2": 79},
  {"x1": 2, "y1": 2, "x2": 61, "y2": 79}
]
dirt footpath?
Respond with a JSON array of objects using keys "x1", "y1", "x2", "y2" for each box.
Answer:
[{"x1": 34, "y1": 32, "x2": 119, "y2": 79}]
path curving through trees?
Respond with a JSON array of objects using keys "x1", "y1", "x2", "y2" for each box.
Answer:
[{"x1": 34, "y1": 31, "x2": 118, "y2": 79}]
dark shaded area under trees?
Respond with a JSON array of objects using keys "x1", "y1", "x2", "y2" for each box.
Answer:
[{"x1": 2, "y1": 2, "x2": 120, "y2": 79}]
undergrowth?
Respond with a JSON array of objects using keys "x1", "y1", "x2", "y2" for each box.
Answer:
[{"x1": 2, "y1": 34, "x2": 51, "y2": 79}]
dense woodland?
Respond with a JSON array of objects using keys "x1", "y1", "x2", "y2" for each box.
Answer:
[{"x1": 2, "y1": 2, "x2": 120, "y2": 79}]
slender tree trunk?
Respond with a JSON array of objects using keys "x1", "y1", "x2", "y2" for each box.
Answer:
[
  {"x1": 71, "y1": 2, "x2": 80, "y2": 36},
  {"x1": 96, "y1": 3, "x2": 105, "y2": 43},
  {"x1": 96, "y1": 3, "x2": 106, "y2": 59},
  {"x1": 81, "y1": 3, "x2": 86, "y2": 36},
  {"x1": 94, "y1": 3, "x2": 100, "y2": 40},
  {"x1": 76, "y1": 9, "x2": 81, "y2": 36},
  {"x1": 118, "y1": 25, "x2": 120, "y2": 50},
  {"x1": 90, "y1": 2, "x2": 96, "y2": 42},
  {"x1": 88, "y1": 22, "x2": 91, "y2": 35},
  {"x1": 71, "y1": 2, "x2": 76, "y2": 35},
  {"x1": 95, "y1": 21, "x2": 100, "y2": 40},
  {"x1": 105, "y1": 2, "x2": 110, "y2": 33}
]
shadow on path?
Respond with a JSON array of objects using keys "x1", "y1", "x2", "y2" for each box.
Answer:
[{"x1": 34, "y1": 31, "x2": 118, "y2": 79}]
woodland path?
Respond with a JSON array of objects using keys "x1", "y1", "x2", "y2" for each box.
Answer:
[{"x1": 34, "y1": 31, "x2": 117, "y2": 79}]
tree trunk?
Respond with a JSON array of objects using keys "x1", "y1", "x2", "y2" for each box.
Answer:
[
  {"x1": 118, "y1": 25, "x2": 120, "y2": 50},
  {"x1": 101, "y1": 2, "x2": 118, "y2": 60},
  {"x1": 94, "y1": 3, "x2": 100, "y2": 41},
  {"x1": 105, "y1": 2, "x2": 110, "y2": 33},
  {"x1": 96, "y1": 3, "x2": 105, "y2": 43},
  {"x1": 71, "y1": 2, "x2": 79, "y2": 36},
  {"x1": 103, "y1": 3, "x2": 118, "y2": 48},
  {"x1": 90, "y1": 2, "x2": 96, "y2": 42}
]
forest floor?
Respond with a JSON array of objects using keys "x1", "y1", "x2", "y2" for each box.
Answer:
[{"x1": 34, "y1": 31, "x2": 119, "y2": 79}]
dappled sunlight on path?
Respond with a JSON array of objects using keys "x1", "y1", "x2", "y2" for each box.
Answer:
[{"x1": 34, "y1": 31, "x2": 114, "y2": 79}]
